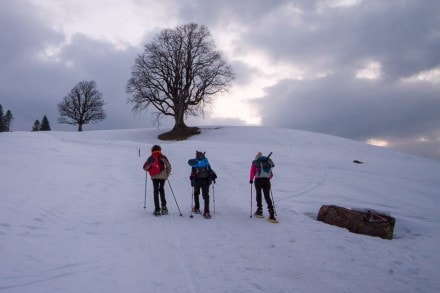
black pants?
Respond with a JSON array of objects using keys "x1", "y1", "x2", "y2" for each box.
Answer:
[
  {"x1": 152, "y1": 179, "x2": 166, "y2": 210},
  {"x1": 193, "y1": 178, "x2": 210, "y2": 213},
  {"x1": 254, "y1": 178, "x2": 274, "y2": 213}
]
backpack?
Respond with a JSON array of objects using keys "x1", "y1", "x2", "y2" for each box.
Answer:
[
  {"x1": 188, "y1": 152, "x2": 211, "y2": 179},
  {"x1": 253, "y1": 156, "x2": 274, "y2": 178},
  {"x1": 144, "y1": 153, "x2": 165, "y2": 176},
  {"x1": 194, "y1": 158, "x2": 211, "y2": 179}
]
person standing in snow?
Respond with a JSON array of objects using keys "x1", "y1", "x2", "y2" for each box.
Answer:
[
  {"x1": 188, "y1": 151, "x2": 217, "y2": 219},
  {"x1": 249, "y1": 152, "x2": 277, "y2": 222},
  {"x1": 143, "y1": 145, "x2": 172, "y2": 216}
]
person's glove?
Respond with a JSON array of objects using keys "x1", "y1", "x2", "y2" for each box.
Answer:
[
  {"x1": 249, "y1": 180, "x2": 253, "y2": 184},
  {"x1": 190, "y1": 177, "x2": 195, "y2": 187}
]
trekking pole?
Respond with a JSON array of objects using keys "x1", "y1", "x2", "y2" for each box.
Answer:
[
  {"x1": 190, "y1": 186, "x2": 194, "y2": 218},
  {"x1": 143, "y1": 172, "x2": 148, "y2": 209},
  {"x1": 167, "y1": 179, "x2": 183, "y2": 216},
  {"x1": 212, "y1": 184, "x2": 216, "y2": 214},
  {"x1": 250, "y1": 183, "x2": 253, "y2": 218},
  {"x1": 270, "y1": 188, "x2": 277, "y2": 216}
]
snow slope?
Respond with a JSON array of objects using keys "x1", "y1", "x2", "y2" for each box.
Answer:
[{"x1": 1, "y1": 126, "x2": 439, "y2": 292}]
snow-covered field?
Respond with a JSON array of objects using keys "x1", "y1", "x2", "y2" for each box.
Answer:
[{"x1": 1, "y1": 126, "x2": 439, "y2": 292}]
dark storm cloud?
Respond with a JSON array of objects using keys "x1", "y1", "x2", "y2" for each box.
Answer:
[
  {"x1": 239, "y1": 1, "x2": 440, "y2": 160},
  {"x1": 259, "y1": 75, "x2": 440, "y2": 139},
  {"x1": 239, "y1": 1, "x2": 440, "y2": 77},
  {"x1": 258, "y1": 76, "x2": 440, "y2": 159},
  {"x1": 0, "y1": 1, "x2": 65, "y2": 130}
]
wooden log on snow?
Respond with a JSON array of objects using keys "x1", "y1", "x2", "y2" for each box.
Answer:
[{"x1": 317, "y1": 205, "x2": 396, "y2": 240}]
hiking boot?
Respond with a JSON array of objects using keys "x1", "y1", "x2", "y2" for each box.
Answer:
[
  {"x1": 161, "y1": 206, "x2": 168, "y2": 215},
  {"x1": 254, "y1": 208, "x2": 264, "y2": 218},
  {"x1": 203, "y1": 212, "x2": 211, "y2": 219},
  {"x1": 192, "y1": 208, "x2": 201, "y2": 214},
  {"x1": 153, "y1": 209, "x2": 162, "y2": 216},
  {"x1": 268, "y1": 213, "x2": 278, "y2": 223}
]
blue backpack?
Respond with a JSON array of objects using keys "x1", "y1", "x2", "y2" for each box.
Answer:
[
  {"x1": 194, "y1": 158, "x2": 210, "y2": 179},
  {"x1": 188, "y1": 152, "x2": 211, "y2": 179}
]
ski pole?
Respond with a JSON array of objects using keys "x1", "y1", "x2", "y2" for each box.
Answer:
[
  {"x1": 250, "y1": 183, "x2": 253, "y2": 218},
  {"x1": 167, "y1": 179, "x2": 183, "y2": 216},
  {"x1": 270, "y1": 188, "x2": 277, "y2": 217},
  {"x1": 212, "y1": 184, "x2": 215, "y2": 214},
  {"x1": 144, "y1": 172, "x2": 148, "y2": 209},
  {"x1": 190, "y1": 186, "x2": 194, "y2": 218}
]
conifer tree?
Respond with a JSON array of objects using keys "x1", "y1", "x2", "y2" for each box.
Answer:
[
  {"x1": 40, "y1": 115, "x2": 51, "y2": 131},
  {"x1": 32, "y1": 120, "x2": 41, "y2": 132},
  {"x1": 0, "y1": 105, "x2": 13, "y2": 132},
  {"x1": 4, "y1": 110, "x2": 13, "y2": 132},
  {"x1": 0, "y1": 105, "x2": 4, "y2": 132}
]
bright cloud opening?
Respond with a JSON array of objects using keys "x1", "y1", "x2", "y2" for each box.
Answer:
[
  {"x1": 367, "y1": 138, "x2": 389, "y2": 147},
  {"x1": 329, "y1": 0, "x2": 363, "y2": 8},
  {"x1": 401, "y1": 67, "x2": 440, "y2": 84},
  {"x1": 356, "y1": 61, "x2": 382, "y2": 80},
  {"x1": 211, "y1": 24, "x2": 305, "y2": 125},
  {"x1": 29, "y1": 0, "x2": 178, "y2": 50}
]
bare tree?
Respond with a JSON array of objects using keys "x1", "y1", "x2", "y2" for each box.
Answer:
[
  {"x1": 58, "y1": 80, "x2": 106, "y2": 131},
  {"x1": 126, "y1": 23, "x2": 235, "y2": 134}
]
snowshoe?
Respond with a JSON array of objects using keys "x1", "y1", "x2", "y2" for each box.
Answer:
[
  {"x1": 153, "y1": 209, "x2": 162, "y2": 216},
  {"x1": 268, "y1": 216, "x2": 279, "y2": 223},
  {"x1": 192, "y1": 208, "x2": 201, "y2": 214},
  {"x1": 254, "y1": 209, "x2": 264, "y2": 218},
  {"x1": 203, "y1": 212, "x2": 212, "y2": 219},
  {"x1": 161, "y1": 206, "x2": 168, "y2": 215}
]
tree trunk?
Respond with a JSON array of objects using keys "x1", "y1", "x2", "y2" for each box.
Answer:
[
  {"x1": 317, "y1": 205, "x2": 396, "y2": 240},
  {"x1": 173, "y1": 106, "x2": 187, "y2": 131},
  {"x1": 78, "y1": 123, "x2": 83, "y2": 132}
]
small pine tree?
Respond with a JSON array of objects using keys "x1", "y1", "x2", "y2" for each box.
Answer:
[
  {"x1": 0, "y1": 105, "x2": 13, "y2": 132},
  {"x1": 4, "y1": 110, "x2": 13, "y2": 132},
  {"x1": 40, "y1": 115, "x2": 51, "y2": 131},
  {"x1": 32, "y1": 120, "x2": 41, "y2": 132},
  {"x1": 0, "y1": 104, "x2": 4, "y2": 132}
]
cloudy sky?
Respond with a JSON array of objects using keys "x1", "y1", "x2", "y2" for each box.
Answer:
[{"x1": 1, "y1": 0, "x2": 439, "y2": 160}]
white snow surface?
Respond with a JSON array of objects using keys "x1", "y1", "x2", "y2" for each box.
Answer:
[{"x1": 1, "y1": 126, "x2": 439, "y2": 292}]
